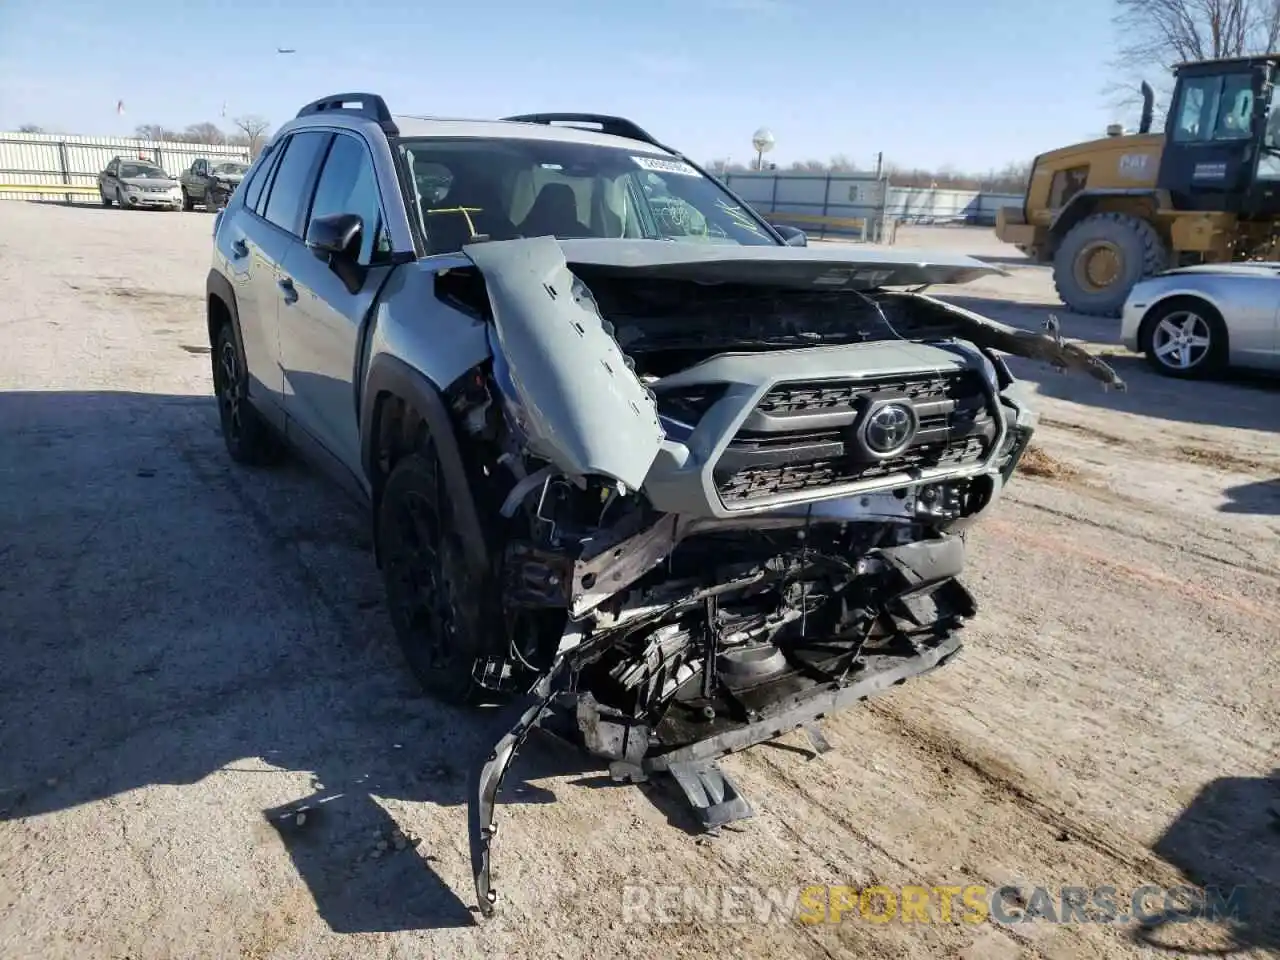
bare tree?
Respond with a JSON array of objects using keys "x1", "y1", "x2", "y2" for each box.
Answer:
[
  {"x1": 880, "y1": 160, "x2": 1032, "y2": 193},
  {"x1": 18, "y1": 123, "x2": 44, "y2": 133},
  {"x1": 1116, "y1": 0, "x2": 1280, "y2": 65},
  {"x1": 232, "y1": 115, "x2": 271, "y2": 157},
  {"x1": 714, "y1": 155, "x2": 1032, "y2": 192},
  {"x1": 705, "y1": 158, "x2": 751, "y2": 174},
  {"x1": 134, "y1": 123, "x2": 180, "y2": 142},
  {"x1": 183, "y1": 122, "x2": 224, "y2": 144},
  {"x1": 1111, "y1": 0, "x2": 1280, "y2": 114}
]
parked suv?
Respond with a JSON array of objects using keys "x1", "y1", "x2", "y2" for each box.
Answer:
[
  {"x1": 206, "y1": 93, "x2": 1121, "y2": 914},
  {"x1": 99, "y1": 156, "x2": 182, "y2": 210}
]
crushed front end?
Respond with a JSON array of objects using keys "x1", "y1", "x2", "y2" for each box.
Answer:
[{"x1": 438, "y1": 237, "x2": 1120, "y2": 915}]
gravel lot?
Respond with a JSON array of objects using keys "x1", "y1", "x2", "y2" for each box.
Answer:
[{"x1": 1, "y1": 202, "x2": 1277, "y2": 960}]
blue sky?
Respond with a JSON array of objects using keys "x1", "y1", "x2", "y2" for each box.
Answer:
[{"x1": 1, "y1": 0, "x2": 1125, "y2": 172}]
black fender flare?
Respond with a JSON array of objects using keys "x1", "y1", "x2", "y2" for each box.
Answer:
[
  {"x1": 1048, "y1": 189, "x2": 1162, "y2": 245},
  {"x1": 205, "y1": 268, "x2": 246, "y2": 364},
  {"x1": 359, "y1": 354, "x2": 490, "y2": 573}
]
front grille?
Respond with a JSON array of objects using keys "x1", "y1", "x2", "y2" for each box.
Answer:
[
  {"x1": 757, "y1": 373, "x2": 957, "y2": 418},
  {"x1": 715, "y1": 371, "x2": 995, "y2": 505}
]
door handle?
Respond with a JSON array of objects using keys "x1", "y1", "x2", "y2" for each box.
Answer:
[
  {"x1": 231, "y1": 239, "x2": 248, "y2": 259},
  {"x1": 278, "y1": 277, "x2": 298, "y2": 305}
]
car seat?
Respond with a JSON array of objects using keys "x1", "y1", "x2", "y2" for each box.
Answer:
[{"x1": 517, "y1": 183, "x2": 590, "y2": 238}]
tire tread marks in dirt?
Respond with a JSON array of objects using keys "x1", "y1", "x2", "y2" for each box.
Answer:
[
  {"x1": 741, "y1": 744, "x2": 1044, "y2": 955},
  {"x1": 1006, "y1": 491, "x2": 1280, "y2": 582},
  {"x1": 863, "y1": 702, "x2": 1188, "y2": 889}
]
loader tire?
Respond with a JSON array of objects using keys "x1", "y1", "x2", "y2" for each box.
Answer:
[{"x1": 1052, "y1": 212, "x2": 1167, "y2": 318}]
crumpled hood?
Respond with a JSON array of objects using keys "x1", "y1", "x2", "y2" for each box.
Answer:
[{"x1": 549, "y1": 238, "x2": 1006, "y2": 290}]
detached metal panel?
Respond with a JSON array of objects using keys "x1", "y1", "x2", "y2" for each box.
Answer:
[{"x1": 0, "y1": 131, "x2": 250, "y2": 204}]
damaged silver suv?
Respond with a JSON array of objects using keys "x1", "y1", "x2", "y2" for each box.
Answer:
[{"x1": 206, "y1": 93, "x2": 1122, "y2": 915}]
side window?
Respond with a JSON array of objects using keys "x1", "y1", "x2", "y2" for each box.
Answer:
[
  {"x1": 243, "y1": 143, "x2": 281, "y2": 214},
  {"x1": 262, "y1": 131, "x2": 331, "y2": 236},
  {"x1": 106, "y1": 160, "x2": 119, "y2": 176},
  {"x1": 306, "y1": 133, "x2": 391, "y2": 264}
]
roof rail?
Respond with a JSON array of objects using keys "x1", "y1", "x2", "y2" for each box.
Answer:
[
  {"x1": 501, "y1": 113, "x2": 664, "y2": 149},
  {"x1": 297, "y1": 93, "x2": 399, "y2": 135}
]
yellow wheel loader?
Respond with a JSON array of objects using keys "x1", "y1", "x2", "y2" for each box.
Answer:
[{"x1": 996, "y1": 56, "x2": 1280, "y2": 316}]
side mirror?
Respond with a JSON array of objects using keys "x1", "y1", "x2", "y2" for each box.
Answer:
[
  {"x1": 306, "y1": 212, "x2": 363, "y2": 260},
  {"x1": 773, "y1": 224, "x2": 808, "y2": 247}
]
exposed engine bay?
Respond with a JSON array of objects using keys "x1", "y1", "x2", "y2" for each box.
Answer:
[{"x1": 427, "y1": 237, "x2": 1123, "y2": 915}]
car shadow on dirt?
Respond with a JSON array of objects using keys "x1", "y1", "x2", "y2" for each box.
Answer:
[
  {"x1": 0, "y1": 388, "x2": 592, "y2": 934},
  {"x1": 939, "y1": 294, "x2": 1280, "y2": 435},
  {"x1": 1135, "y1": 768, "x2": 1280, "y2": 955},
  {"x1": 1221, "y1": 478, "x2": 1280, "y2": 515}
]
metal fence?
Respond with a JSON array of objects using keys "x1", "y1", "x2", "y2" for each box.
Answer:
[
  {"x1": 723, "y1": 171, "x2": 890, "y2": 241},
  {"x1": 885, "y1": 188, "x2": 1024, "y2": 226},
  {"x1": 721, "y1": 170, "x2": 1025, "y2": 241},
  {"x1": 0, "y1": 131, "x2": 250, "y2": 204}
]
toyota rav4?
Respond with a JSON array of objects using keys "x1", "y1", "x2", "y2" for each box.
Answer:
[{"x1": 205, "y1": 92, "x2": 1122, "y2": 915}]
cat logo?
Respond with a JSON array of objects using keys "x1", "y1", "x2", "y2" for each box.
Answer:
[{"x1": 1119, "y1": 153, "x2": 1151, "y2": 179}]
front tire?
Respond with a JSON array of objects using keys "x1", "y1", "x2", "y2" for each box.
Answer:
[
  {"x1": 100, "y1": 189, "x2": 112, "y2": 207},
  {"x1": 378, "y1": 448, "x2": 502, "y2": 705},
  {"x1": 212, "y1": 323, "x2": 281, "y2": 465},
  {"x1": 1139, "y1": 299, "x2": 1228, "y2": 379},
  {"x1": 1052, "y1": 212, "x2": 1167, "y2": 318}
]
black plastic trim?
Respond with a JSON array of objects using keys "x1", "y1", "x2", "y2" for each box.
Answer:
[
  {"x1": 359, "y1": 355, "x2": 490, "y2": 572},
  {"x1": 501, "y1": 113, "x2": 662, "y2": 147},
  {"x1": 1049, "y1": 188, "x2": 1160, "y2": 240},
  {"x1": 205, "y1": 268, "x2": 286, "y2": 433},
  {"x1": 297, "y1": 92, "x2": 400, "y2": 136}
]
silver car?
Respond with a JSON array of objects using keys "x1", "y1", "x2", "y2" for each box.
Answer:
[
  {"x1": 1120, "y1": 264, "x2": 1280, "y2": 378},
  {"x1": 98, "y1": 157, "x2": 183, "y2": 210}
]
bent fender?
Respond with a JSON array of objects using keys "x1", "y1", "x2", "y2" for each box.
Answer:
[{"x1": 463, "y1": 237, "x2": 663, "y2": 490}]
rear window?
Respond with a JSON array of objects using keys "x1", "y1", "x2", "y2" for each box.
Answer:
[
  {"x1": 119, "y1": 163, "x2": 166, "y2": 178},
  {"x1": 261, "y1": 131, "x2": 331, "y2": 236}
]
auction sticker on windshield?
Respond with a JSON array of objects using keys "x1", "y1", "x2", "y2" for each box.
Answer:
[{"x1": 633, "y1": 156, "x2": 700, "y2": 177}]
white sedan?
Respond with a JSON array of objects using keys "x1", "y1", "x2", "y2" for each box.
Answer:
[{"x1": 1120, "y1": 263, "x2": 1280, "y2": 378}]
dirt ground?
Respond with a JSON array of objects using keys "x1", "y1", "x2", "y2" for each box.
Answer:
[{"x1": 0, "y1": 204, "x2": 1277, "y2": 960}]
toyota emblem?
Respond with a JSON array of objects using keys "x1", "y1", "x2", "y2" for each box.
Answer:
[{"x1": 859, "y1": 401, "x2": 917, "y2": 457}]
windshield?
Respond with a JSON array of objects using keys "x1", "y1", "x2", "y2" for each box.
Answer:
[
  {"x1": 399, "y1": 137, "x2": 779, "y2": 254},
  {"x1": 211, "y1": 162, "x2": 248, "y2": 175},
  {"x1": 119, "y1": 163, "x2": 168, "y2": 179}
]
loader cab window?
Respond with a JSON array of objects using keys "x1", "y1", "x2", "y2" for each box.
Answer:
[
  {"x1": 1172, "y1": 74, "x2": 1255, "y2": 142},
  {"x1": 1256, "y1": 85, "x2": 1280, "y2": 181}
]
